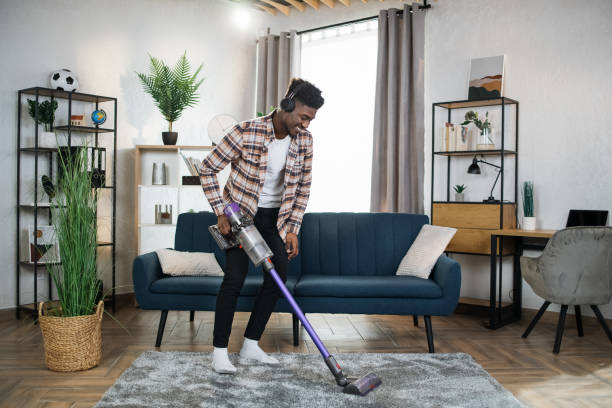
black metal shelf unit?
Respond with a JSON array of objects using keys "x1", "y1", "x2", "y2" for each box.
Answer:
[
  {"x1": 431, "y1": 97, "x2": 519, "y2": 213},
  {"x1": 16, "y1": 87, "x2": 117, "y2": 318},
  {"x1": 431, "y1": 97, "x2": 519, "y2": 329}
]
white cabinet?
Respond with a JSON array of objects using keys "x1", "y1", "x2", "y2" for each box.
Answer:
[{"x1": 134, "y1": 145, "x2": 229, "y2": 255}]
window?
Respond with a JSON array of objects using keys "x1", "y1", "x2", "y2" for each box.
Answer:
[{"x1": 300, "y1": 21, "x2": 378, "y2": 212}]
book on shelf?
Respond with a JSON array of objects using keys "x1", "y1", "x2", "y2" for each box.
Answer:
[
  {"x1": 441, "y1": 123, "x2": 470, "y2": 152},
  {"x1": 179, "y1": 151, "x2": 200, "y2": 177}
]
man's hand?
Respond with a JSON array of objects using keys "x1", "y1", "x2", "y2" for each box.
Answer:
[
  {"x1": 217, "y1": 214, "x2": 231, "y2": 236},
  {"x1": 286, "y1": 233, "x2": 299, "y2": 260}
]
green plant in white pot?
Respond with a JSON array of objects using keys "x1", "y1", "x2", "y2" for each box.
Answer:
[
  {"x1": 522, "y1": 181, "x2": 536, "y2": 230},
  {"x1": 453, "y1": 184, "x2": 467, "y2": 202},
  {"x1": 136, "y1": 51, "x2": 204, "y2": 145},
  {"x1": 39, "y1": 146, "x2": 103, "y2": 372},
  {"x1": 27, "y1": 99, "x2": 58, "y2": 148},
  {"x1": 462, "y1": 110, "x2": 494, "y2": 150}
]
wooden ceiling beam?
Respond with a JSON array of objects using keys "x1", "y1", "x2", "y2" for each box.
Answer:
[
  {"x1": 260, "y1": 0, "x2": 291, "y2": 16},
  {"x1": 256, "y1": 3, "x2": 277, "y2": 15},
  {"x1": 303, "y1": 0, "x2": 320, "y2": 9},
  {"x1": 320, "y1": 0, "x2": 335, "y2": 8},
  {"x1": 338, "y1": 0, "x2": 350, "y2": 6},
  {"x1": 285, "y1": 0, "x2": 306, "y2": 12}
]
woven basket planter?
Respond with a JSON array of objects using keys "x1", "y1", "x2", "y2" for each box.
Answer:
[{"x1": 38, "y1": 300, "x2": 104, "y2": 372}]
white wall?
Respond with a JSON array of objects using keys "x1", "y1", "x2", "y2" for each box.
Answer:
[
  {"x1": 0, "y1": 0, "x2": 264, "y2": 309},
  {"x1": 2, "y1": 0, "x2": 611, "y2": 318},
  {"x1": 258, "y1": 0, "x2": 612, "y2": 317}
]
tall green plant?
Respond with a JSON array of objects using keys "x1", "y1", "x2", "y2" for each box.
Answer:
[
  {"x1": 522, "y1": 181, "x2": 534, "y2": 217},
  {"x1": 136, "y1": 51, "x2": 204, "y2": 132},
  {"x1": 48, "y1": 146, "x2": 99, "y2": 317}
]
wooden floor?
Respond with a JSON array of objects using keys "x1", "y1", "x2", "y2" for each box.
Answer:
[{"x1": 2, "y1": 300, "x2": 612, "y2": 408}]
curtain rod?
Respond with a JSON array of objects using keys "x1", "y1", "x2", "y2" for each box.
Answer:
[{"x1": 296, "y1": 0, "x2": 431, "y2": 36}]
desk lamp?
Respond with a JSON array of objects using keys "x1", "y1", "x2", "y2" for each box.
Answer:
[{"x1": 467, "y1": 156, "x2": 501, "y2": 203}]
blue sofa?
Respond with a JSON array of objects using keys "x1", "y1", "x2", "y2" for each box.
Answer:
[{"x1": 133, "y1": 212, "x2": 461, "y2": 352}]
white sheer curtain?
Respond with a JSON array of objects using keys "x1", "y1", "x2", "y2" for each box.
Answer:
[{"x1": 300, "y1": 21, "x2": 378, "y2": 212}]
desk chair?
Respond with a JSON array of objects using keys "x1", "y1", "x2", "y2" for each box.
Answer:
[{"x1": 520, "y1": 227, "x2": 612, "y2": 354}]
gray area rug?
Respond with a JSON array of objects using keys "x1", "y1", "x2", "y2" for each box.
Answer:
[{"x1": 94, "y1": 351, "x2": 524, "y2": 408}]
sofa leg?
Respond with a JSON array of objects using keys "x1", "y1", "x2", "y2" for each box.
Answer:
[
  {"x1": 424, "y1": 315, "x2": 434, "y2": 353},
  {"x1": 156, "y1": 310, "x2": 168, "y2": 348},
  {"x1": 190, "y1": 310, "x2": 195, "y2": 322},
  {"x1": 574, "y1": 306, "x2": 583, "y2": 337},
  {"x1": 591, "y1": 305, "x2": 612, "y2": 343},
  {"x1": 522, "y1": 301, "x2": 551, "y2": 338},
  {"x1": 553, "y1": 305, "x2": 568, "y2": 354},
  {"x1": 293, "y1": 313, "x2": 300, "y2": 346},
  {"x1": 413, "y1": 315, "x2": 419, "y2": 327}
]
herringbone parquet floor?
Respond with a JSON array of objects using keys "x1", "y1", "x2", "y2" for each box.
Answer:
[{"x1": 2, "y1": 298, "x2": 612, "y2": 407}]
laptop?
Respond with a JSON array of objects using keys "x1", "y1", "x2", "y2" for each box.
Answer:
[{"x1": 565, "y1": 209, "x2": 609, "y2": 227}]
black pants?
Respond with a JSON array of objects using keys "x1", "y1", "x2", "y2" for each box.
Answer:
[{"x1": 212, "y1": 207, "x2": 288, "y2": 348}]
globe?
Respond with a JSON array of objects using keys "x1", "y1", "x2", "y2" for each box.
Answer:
[{"x1": 91, "y1": 109, "x2": 107, "y2": 125}]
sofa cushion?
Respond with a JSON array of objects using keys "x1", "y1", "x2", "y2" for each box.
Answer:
[
  {"x1": 150, "y1": 275, "x2": 299, "y2": 296},
  {"x1": 396, "y1": 225, "x2": 457, "y2": 279},
  {"x1": 295, "y1": 275, "x2": 442, "y2": 298},
  {"x1": 300, "y1": 213, "x2": 429, "y2": 276},
  {"x1": 155, "y1": 249, "x2": 224, "y2": 277},
  {"x1": 174, "y1": 212, "x2": 303, "y2": 279}
]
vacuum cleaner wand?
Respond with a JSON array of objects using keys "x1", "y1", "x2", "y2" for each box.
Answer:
[{"x1": 210, "y1": 203, "x2": 382, "y2": 396}]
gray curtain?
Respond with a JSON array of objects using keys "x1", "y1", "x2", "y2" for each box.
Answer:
[
  {"x1": 256, "y1": 31, "x2": 301, "y2": 115},
  {"x1": 370, "y1": 4, "x2": 425, "y2": 214}
]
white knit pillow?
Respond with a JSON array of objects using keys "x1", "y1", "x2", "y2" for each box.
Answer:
[
  {"x1": 155, "y1": 249, "x2": 224, "y2": 277},
  {"x1": 396, "y1": 225, "x2": 457, "y2": 279}
]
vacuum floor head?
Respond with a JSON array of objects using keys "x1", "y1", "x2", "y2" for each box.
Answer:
[{"x1": 343, "y1": 372, "x2": 382, "y2": 396}]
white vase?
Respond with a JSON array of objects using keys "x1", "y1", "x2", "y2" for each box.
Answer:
[
  {"x1": 40, "y1": 131, "x2": 56, "y2": 148},
  {"x1": 523, "y1": 216, "x2": 536, "y2": 231},
  {"x1": 476, "y1": 128, "x2": 495, "y2": 150},
  {"x1": 455, "y1": 192, "x2": 465, "y2": 202}
]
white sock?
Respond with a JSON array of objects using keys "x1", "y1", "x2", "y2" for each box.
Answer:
[
  {"x1": 239, "y1": 338, "x2": 279, "y2": 364},
  {"x1": 212, "y1": 347, "x2": 237, "y2": 374}
]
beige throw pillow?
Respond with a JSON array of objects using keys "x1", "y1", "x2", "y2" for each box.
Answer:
[
  {"x1": 396, "y1": 225, "x2": 457, "y2": 279},
  {"x1": 155, "y1": 249, "x2": 224, "y2": 277}
]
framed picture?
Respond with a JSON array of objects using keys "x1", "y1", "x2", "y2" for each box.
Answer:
[
  {"x1": 20, "y1": 225, "x2": 60, "y2": 263},
  {"x1": 468, "y1": 55, "x2": 504, "y2": 100}
]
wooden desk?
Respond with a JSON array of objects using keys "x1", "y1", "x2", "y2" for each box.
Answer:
[{"x1": 488, "y1": 229, "x2": 557, "y2": 329}]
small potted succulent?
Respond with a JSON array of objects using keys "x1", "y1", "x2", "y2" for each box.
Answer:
[
  {"x1": 27, "y1": 99, "x2": 58, "y2": 148},
  {"x1": 462, "y1": 110, "x2": 494, "y2": 150},
  {"x1": 522, "y1": 181, "x2": 536, "y2": 230},
  {"x1": 453, "y1": 184, "x2": 467, "y2": 202},
  {"x1": 136, "y1": 51, "x2": 204, "y2": 145}
]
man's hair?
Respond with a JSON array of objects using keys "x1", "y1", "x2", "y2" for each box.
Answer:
[{"x1": 285, "y1": 78, "x2": 324, "y2": 109}]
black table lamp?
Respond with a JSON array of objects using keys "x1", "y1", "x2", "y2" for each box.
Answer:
[{"x1": 467, "y1": 156, "x2": 501, "y2": 203}]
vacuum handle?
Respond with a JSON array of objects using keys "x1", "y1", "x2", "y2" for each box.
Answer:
[{"x1": 262, "y1": 259, "x2": 331, "y2": 359}]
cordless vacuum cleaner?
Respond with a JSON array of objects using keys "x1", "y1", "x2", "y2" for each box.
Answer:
[{"x1": 209, "y1": 203, "x2": 382, "y2": 396}]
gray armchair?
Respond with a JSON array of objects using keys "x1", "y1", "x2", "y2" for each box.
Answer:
[{"x1": 520, "y1": 227, "x2": 612, "y2": 354}]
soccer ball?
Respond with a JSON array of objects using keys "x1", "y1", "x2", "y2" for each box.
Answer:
[{"x1": 49, "y1": 69, "x2": 79, "y2": 92}]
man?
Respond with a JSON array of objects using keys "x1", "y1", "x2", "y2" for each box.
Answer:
[{"x1": 199, "y1": 78, "x2": 324, "y2": 374}]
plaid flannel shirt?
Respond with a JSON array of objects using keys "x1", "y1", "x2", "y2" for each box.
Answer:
[{"x1": 199, "y1": 112, "x2": 313, "y2": 241}]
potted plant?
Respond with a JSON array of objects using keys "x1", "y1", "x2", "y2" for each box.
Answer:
[
  {"x1": 136, "y1": 51, "x2": 204, "y2": 145},
  {"x1": 27, "y1": 99, "x2": 58, "y2": 148},
  {"x1": 39, "y1": 146, "x2": 103, "y2": 372},
  {"x1": 453, "y1": 184, "x2": 467, "y2": 202},
  {"x1": 522, "y1": 181, "x2": 536, "y2": 230},
  {"x1": 462, "y1": 110, "x2": 494, "y2": 150}
]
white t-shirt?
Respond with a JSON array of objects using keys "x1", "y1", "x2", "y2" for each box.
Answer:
[{"x1": 258, "y1": 136, "x2": 291, "y2": 208}]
